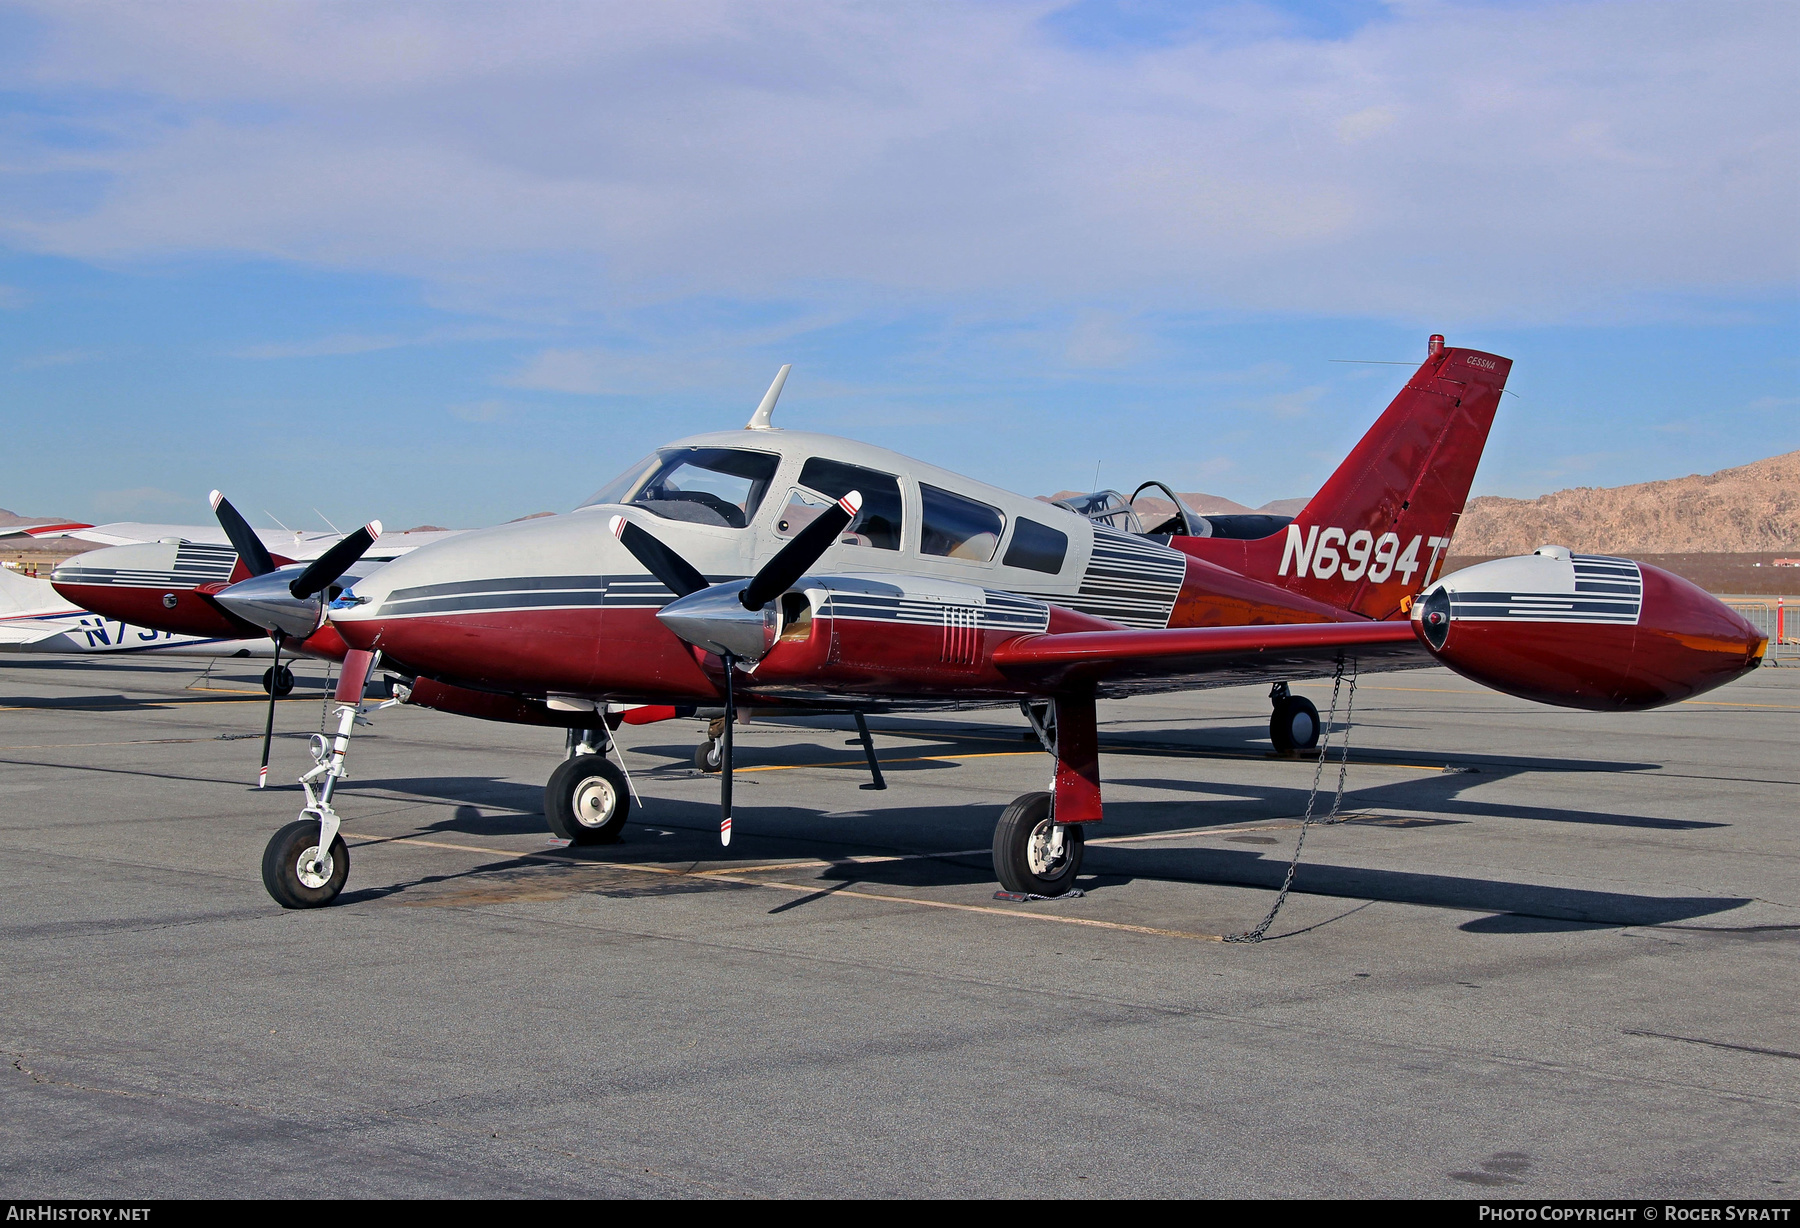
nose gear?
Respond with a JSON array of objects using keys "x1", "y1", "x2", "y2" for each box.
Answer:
[{"x1": 260, "y1": 648, "x2": 381, "y2": 909}]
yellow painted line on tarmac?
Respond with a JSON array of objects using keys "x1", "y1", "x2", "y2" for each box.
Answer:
[
  {"x1": 343, "y1": 831, "x2": 1228, "y2": 943},
  {"x1": 726, "y1": 741, "x2": 1451, "y2": 775},
  {"x1": 1294, "y1": 682, "x2": 1487, "y2": 695},
  {"x1": 0, "y1": 694, "x2": 312, "y2": 712},
  {"x1": 733, "y1": 749, "x2": 1040, "y2": 774},
  {"x1": 0, "y1": 737, "x2": 235, "y2": 750},
  {"x1": 1674, "y1": 699, "x2": 1800, "y2": 709}
]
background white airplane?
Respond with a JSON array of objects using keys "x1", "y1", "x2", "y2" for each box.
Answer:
[
  {"x1": 2, "y1": 517, "x2": 461, "y2": 558},
  {"x1": 0, "y1": 567, "x2": 272, "y2": 658}
]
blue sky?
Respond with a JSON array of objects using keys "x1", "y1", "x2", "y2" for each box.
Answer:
[{"x1": 1, "y1": 0, "x2": 1794, "y2": 530}]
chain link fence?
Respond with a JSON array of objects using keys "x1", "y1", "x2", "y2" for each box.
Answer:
[{"x1": 1722, "y1": 596, "x2": 1799, "y2": 665}]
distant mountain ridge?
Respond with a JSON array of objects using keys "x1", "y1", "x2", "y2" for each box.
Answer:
[
  {"x1": 0, "y1": 507, "x2": 69, "y2": 529},
  {"x1": 1042, "y1": 490, "x2": 1305, "y2": 518},
  {"x1": 1450, "y1": 451, "x2": 1799, "y2": 555}
]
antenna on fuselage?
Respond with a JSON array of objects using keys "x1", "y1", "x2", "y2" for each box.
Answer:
[{"x1": 745, "y1": 364, "x2": 791, "y2": 431}]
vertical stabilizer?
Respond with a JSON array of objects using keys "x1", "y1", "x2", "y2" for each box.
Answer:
[{"x1": 1191, "y1": 343, "x2": 1510, "y2": 619}]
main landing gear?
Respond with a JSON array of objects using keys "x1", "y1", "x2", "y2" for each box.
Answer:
[
  {"x1": 261, "y1": 664, "x2": 294, "y2": 696},
  {"x1": 546, "y1": 727, "x2": 631, "y2": 844},
  {"x1": 693, "y1": 716, "x2": 728, "y2": 772},
  {"x1": 1268, "y1": 681, "x2": 1320, "y2": 754},
  {"x1": 994, "y1": 693, "x2": 1098, "y2": 897},
  {"x1": 992, "y1": 792, "x2": 1085, "y2": 895}
]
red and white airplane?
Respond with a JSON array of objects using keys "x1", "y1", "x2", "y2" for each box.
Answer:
[
  {"x1": 0, "y1": 566, "x2": 272, "y2": 658},
  {"x1": 20, "y1": 516, "x2": 460, "y2": 687},
  {"x1": 170, "y1": 339, "x2": 1765, "y2": 910}
]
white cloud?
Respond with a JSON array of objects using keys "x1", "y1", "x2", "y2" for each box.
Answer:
[
  {"x1": 230, "y1": 333, "x2": 408, "y2": 360},
  {"x1": 1, "y1": 1, "x2": 1793, "y2": 324},
  {"x1": 448, "y1": 398, "x2": 511, "y2": 423},
  {"x1": 90, "y1": 486, "x2": 189, "y2": 519},
  {"x1": 1241, "y1": 383, "x2": 1328, "y2": 419},
  {"x1": 1336, "y1": 105, "x2": 1400, "y2": 144},
  {"x1": 13, "y1": 349, "x2": 99, "y2": 370}
]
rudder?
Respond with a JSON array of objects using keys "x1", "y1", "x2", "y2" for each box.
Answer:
[{"x1": 1252, "y1": 340, "x2": 1510, "y2": 618}]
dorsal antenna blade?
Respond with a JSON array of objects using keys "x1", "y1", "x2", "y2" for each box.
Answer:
[{"x1": 745, "y1": 364, "x2": 791, "y2": 431}]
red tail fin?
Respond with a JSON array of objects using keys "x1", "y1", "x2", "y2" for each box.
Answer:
[{"x1": 1185, "y1": 343, "x2": 1509, "y2": 619}]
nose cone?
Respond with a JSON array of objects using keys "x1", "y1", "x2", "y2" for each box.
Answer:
[{"x1": 213, "y1": 568, "x2": 323, "y2": 640}]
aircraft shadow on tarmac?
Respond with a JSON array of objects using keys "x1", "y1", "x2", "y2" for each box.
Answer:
[
  {"x1": 334, "y1": 719, "x2": 1741, "y2": 930},
  {"x1": 329, "y1": 776, "x2": 1751, "y2": 931}
]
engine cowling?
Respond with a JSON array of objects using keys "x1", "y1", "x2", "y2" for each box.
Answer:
[{"x1": 1413, "y1": 547, "x2": 1766, "y2": 711}]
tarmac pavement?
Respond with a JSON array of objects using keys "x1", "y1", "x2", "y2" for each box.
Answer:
[{"x1": 1, "y1": 653, "x2": 1795, "y2": 1198}]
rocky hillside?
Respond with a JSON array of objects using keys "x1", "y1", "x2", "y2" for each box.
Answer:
[
  {"x1": 1043, "y1": 490, "x2": 1299, "y2": 517},
  {"x1": 1451, "y1": 451, "x2": 1799, "y2": 555},
  {"x1": 0, "y1": 507, "x2": 66, "y2": 529}
]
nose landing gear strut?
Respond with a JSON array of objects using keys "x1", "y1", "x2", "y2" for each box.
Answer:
[{"x1": 261, "y1": 649, "x2": 381, "y2": 909}]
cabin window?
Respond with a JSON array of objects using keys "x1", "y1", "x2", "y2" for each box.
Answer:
[
  {"x1": 920, "y1": 484, "x2": 1004, "y2": 562},
  {"x1": 773, "y1": 458, "x2": 903, "y2": 550},
  {"x1": 581, "y1": 447, "x2": 779, "y2": 529},
  {"x1": 1001, "y1": 518, "x2": 1068, "y2": 574}
]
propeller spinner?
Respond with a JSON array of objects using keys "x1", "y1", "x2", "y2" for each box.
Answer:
[
  {"x1": 206, "y1": 491, "x2": 384, "y2": 787},
  {"x1": 609, "y1": 490, "x2": 863, "y2": 845}
]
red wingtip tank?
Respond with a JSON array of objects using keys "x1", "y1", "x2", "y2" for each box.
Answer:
[{"x1": 1413, "y1": 547, "x2": 1766, "y2": 710}]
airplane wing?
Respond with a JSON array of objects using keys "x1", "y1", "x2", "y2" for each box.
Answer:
[
  {"x1": 990, "y1": 619, "x2": 1427, "y2": 693},
  {"x1": 0, "y1": 521, "x2": 97, "y2": 540},
  {"x1": 0, "y1": 620, "x2": 80, "y2": 650}
]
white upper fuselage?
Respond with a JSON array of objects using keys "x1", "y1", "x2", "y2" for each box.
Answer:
[{"x1": 332, "y1": 428, "x2": 1191, "y2": 633}]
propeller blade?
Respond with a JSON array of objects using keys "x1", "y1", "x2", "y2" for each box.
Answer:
[
  {"x1": 719, "y1": 652, "x2": 735, "y2": 846},
  {"x1": 739, "y1": 491, "x2": 861, "y2": 611},
  {"x1": 258, "y1": 634, "x2": 283, "y2": 788},
  {"x1": 610, "y1": 516, "x2": 709, "y2": 598},
  {"x1": 289, "y1": 521, "x2": 382, "y2": 599},
  {"x1": 210, "y1": 490, "x2": 276, "y2": 579}
]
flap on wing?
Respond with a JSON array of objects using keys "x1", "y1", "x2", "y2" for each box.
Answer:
[{"x1": 991, "y1": 620, "x2": 1427, "y2": 691}]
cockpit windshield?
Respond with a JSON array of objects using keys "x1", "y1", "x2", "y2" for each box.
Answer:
[
  {"x1": 1052, "y1": 490, "x2": 1143, "y2": 534},
  {"x1": 580, "y1": 447, "x2": 781, "y2": 529}
]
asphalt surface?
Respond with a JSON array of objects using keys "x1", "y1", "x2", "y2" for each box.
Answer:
[{"x1": 1, "y1": 653, "x2": 1795, "y2": 1198}]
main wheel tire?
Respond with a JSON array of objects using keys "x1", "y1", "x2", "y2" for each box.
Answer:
[
  {"x1": 992, "y1": 792, "x2": 1085, "y2": 896},
  {"x1": 546, "y1": 755, "x2": 631, "y2": 844},
  {"x1": 1269, "y1": 695, "x2": 1321, "y2": 754},
  {"x1": 262, "y1": 665, "x2": 295, "y2": 697},
  {"x1": 262, "y1": 820, "x2": 349, "y2": 909},
  {"x1": 693, "y1": 738, "x2": 722, "y2": 773}
]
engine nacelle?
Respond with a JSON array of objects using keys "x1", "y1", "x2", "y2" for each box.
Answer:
[{"x1": 1413, "y1": 547, "x2": 1766, "y2": 711}]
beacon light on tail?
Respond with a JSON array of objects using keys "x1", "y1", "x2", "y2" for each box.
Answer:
[{"x1": 1414, "y1": 546, "x2": 1765, "y2": 710}]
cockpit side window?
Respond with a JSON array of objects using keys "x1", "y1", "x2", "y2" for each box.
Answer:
[
  {"x1": 1001, "y1": 518, "x2": 1068, "y2": 574},
  {"x1": 920, "y1": 484, "x2": 1005, "y2": 562},
  {"x1": 776, "y1": 458, "x2": 904, "y2": 550},
  {"x1": 581, "y1": 447, "x2": 779, "y2": 529}
]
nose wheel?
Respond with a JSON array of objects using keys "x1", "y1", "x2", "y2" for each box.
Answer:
[
  {"x1": 262, "y1": 664, "x2": 295, "y2": 696},
  {"x1": 992, "y1": 792, "x2": 1084, "y2": 896},
  {"x1": 1269, "y1": 682, "x2": 1320, "y2": 754},
  {"x1": 262, "y1": 819, "x2": 349, "y2": 908}
]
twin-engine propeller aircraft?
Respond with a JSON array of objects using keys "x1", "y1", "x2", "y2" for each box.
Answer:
[
  {"x1": 36, "y1": 516, "x2": 460, "y2": 690},
  {"x1": 216, "y1": 341, "x2": 1764, "y2": 910},
  {"x1": 0, "y1": 566, "x2": 272, "y2": 658}
]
